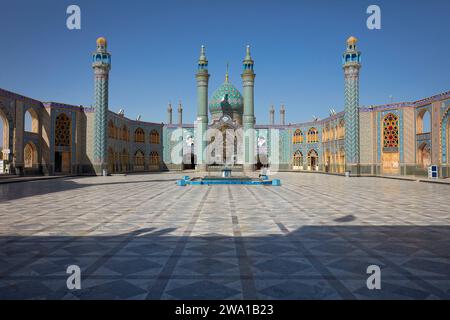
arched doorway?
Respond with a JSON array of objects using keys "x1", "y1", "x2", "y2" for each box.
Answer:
[
  {"x1": 134, "y1": 150, "x2": 145, "y2": 171},
  {"x1": 0, "y1": 112, "x2": 6, "y2": 159},
  {"x1": 381, "y1": 113, "x2": 400, "y2": 175},
  {"x1": 183, "y1": 143, "x2": 195, "y2": 170},
  {"x1": 149, "y1": 151, "x2": 160, "y2": 171},
  {"x1": 0, "y1": 106, "x2": 11, "y2": 174},
  {"x1": 54, "y1": 113, "x2": 71, "y2": 174},
  {"x1": 218, "y1": 125, "x2": 237, "y2": 165},
  {"x1": 108, "y1": 147, "x2": 114, "y2": 173},
  {"x1": 293, "y1": 150, "x2": 303, "y2": 170},
  {"x1": 324, "y1": 149, "x2": 331, "y2": 172},
  {"x1": 24, "y1": 142, "x2": 37, "y2": 169},
  {"x1": 418, "y1": 142, "x2": 431, "y2": 169},
  {"x1": 121, "y1": 149, "x2": 129, "y2": 172},
  {"x1": 338, "y1": 147, "x2": 345, "y2": 173},
  {"x1": 256, "y1": 136, "x2": 268, "y2": 170},
  {"x1": 307, "y1": 149, "x2": 318, "y2": 171}
]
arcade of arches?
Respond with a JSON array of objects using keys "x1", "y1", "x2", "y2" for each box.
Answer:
[
  {"x1": 292, "y1": 149, "x2": 320, "y2": 171},
  {"x1": 292, "y1": 123, "x2": 345, "y2": 173},
  {"x1": 108, "y1": 122, "x2": 131, "y2": 141},
  {"x1": 108, "y1": 148, "x2": 160, "y2": 173},
  {"x1": 0, "y1": 86, "x2": 449, "y2": 177},
  {"x1": 323, "y1": 148, "x2": 345, "y2": 173}
]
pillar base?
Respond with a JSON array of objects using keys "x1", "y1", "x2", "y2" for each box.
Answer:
[
  {"x1": 345, "y1": 164, "x2": 360, "y2": 176},
  {"x1": 196, "y1": 164, "x2": 207, "y2": 172},
  {"x1": 243, "y1": 164, "x2": 255, "y2": 172},
  {"x1": 14, "y1": 166, "x2": 24, "y2": 176},
  {"x1": 93, "y1": 164, "x2": 108, "y2": 176}
]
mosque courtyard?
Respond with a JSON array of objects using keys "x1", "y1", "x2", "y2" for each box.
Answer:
[{"x1": 0, "y1": 172, "x2": 449, "y2": 300}]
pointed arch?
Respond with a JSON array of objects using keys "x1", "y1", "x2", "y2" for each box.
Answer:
[
  {"x1": 108, "y1": 147, "x2": 115, "y2": 173},
  {"x1": 134, "y1": 149, "x2": 145, "y2": 170},
  {"x1": 293, "y1": 129, "x2": 303, "y2": 144},
  {"x1": 121, "y1": 148, "x2": 129, "y2": 172},
  {"x1": 0, "y1": 104, "x2": 11, "y2": 161},
  {"x1": 383, "y1": 113, "x2": 399, "y2": 149},
  {"x1": 293, "y1": 150, "x2": 303, "y2": 169},
  {"x1": 108, "y1": 120, "x2": 116, "y2": 139},
  {"x1": 307, "y1": 149, "x2": 318, "y2": 171},
  {"x1": 416, "y1": 108, "x2": 431, "y2": 134},
  {"x1": 24, "y1": 141, "x2": 37, "y2": 168},
  {"x1": 381, "y1": 112, "x2": 400, "y2": 175},
  {"x1": 55, "y1": 113, "x2": 71, "y2": 147},
  {"x1": 150, "y1": 129, "x2": 160, "y2": 144},
  {"x1": 24, "y1": 108, "x2": 39, "y2": 133},
  {"x1": 338, "y1": 119, "x2": 345, "y2": 139},
  {"x1": 149, "y1": 151, "x2": 160, "y2": 170},
  {"x1": 417, "y1": 142, "x2": 431, "y2": 169},
  {"x1": 307, "y1": 127, "x2": 319, "y2": 143},
  {"x1": 122, "y1": 125, "x2": 129, "y2": 141},
  {"x1": 338, "y1": 146, "x2": 345, "y2": 173},
  {"x1": 134, "y1": 127, "x2": 145, "y2": 143}
]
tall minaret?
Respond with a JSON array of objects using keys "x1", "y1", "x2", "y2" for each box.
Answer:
[
  {"x1": 195, "y1": 45, "x2": 209, "y2": 171},
  {"x1": 343, "y1": 36, "x2": 361, "y2": 174},
  {"x1": 241, "y1": 45, "x2": 255, "y2": 171},
  {"x1": 280, "y1": 105, "x2": 286, "y2": 125},
  {"x1": 92, "y1": 37, "x2": 111, "y2": 175},
  {"x1": 177, "y1": 101, "x2": 183, "y2": 127},
  {"x1": 269, "y1": 105, "x2": 275, "y2": 125},
  {"x1": 167, "y1": 103, "x2": 173, "y2": 124}
]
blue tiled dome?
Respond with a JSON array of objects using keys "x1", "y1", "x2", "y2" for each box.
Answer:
[{"x1": 209, "y1": 82, "x2": 243, "y2": 115}]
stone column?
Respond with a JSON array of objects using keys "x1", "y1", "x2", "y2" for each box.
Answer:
[
  {"x1": 195, "y1": 45, "x2": 209, "y2": 172},
  {"x1": 242, "y1": 45, "x2": 256, "y2": 172},
  {"x1": 92, "y1": 37, "x2": 111, "y2": 175},
  {"x1": 343, "y1": 36, "x2": 362, "y2": 175}
]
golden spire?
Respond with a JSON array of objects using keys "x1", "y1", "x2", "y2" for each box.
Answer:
[
  {"x1": 225, "y1": 63, "x2": 229, "y2": 83},
  {"x1": 347, "y1": 36, "x2": 358, "y2": 45},
  {"x1": 96, "y1": 37, "x2": 107, "y2": 46}
]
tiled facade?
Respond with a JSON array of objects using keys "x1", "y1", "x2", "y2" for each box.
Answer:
[{"x1": 0, "y1": 37, "x2": 449, "y2": 177}]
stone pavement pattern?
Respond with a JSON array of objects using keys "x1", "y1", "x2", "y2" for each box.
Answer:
[{"x1": 0, "y1": 172, "x2": 449, "y2": 299}]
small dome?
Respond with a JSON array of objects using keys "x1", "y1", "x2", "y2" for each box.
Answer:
[
  {"x1": 347, "y1": 36, "x2": 358, "y2": 45},
  {"x1": 97, "y1": 37, "x2": 107, "y2": 46},
  {"x1": 209, "y1": 82, "x2": 243, "y2": 115}
]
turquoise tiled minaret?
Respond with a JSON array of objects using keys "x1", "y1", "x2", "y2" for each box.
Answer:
[
  {"x1": 242, "y1": 45, "x2": 255, "y2": 171},
  {"x1": 195, "y1": 45, "x2": 209, "y2": 171},
  {"x1": 92, "y1": 37, "x2": 111, "y2": 175},
  {"x1": 343, "y1": 36, "x2": 361, "y2": 174}
]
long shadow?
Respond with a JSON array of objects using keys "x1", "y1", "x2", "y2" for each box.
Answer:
[
  {"x1": 0, "y1": 178, "x2": 179, "y2": 201},
  {"x1": 0, "y1": 225, "x2": 449, "y2": 300}
]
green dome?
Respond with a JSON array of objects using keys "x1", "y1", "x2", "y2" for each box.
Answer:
[{"x1": 209, "y1": 82, "x2": 243, "y2": 115}]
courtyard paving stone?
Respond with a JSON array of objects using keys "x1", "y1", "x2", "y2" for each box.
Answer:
[{"x1": 0, "y1": 172, "x2": 449, "y2": 299}]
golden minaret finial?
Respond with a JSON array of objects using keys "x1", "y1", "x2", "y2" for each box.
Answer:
[{"x1": 225, "y1": 63, "x2": 229, "y2": 83}]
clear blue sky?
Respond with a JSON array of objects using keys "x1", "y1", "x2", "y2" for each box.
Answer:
[{"x1": 1, "y1": 0, "x2": 449, "y2": 126}]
